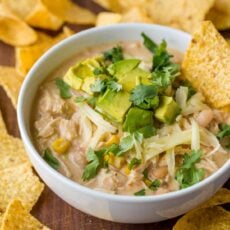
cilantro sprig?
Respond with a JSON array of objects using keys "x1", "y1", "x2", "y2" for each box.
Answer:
[
  {"x1": 82, "y1": 148, "x2": 105, "y2": 181},
  {"x1": 103, "y1": 46, "x2": 124, "y2": 63},
  {"x1": 43, "y1": 148, "x2": 60, "y2": 170},
  {"x1": 176, "y1": 150, "x2": 205, "y2": 189},
  {"x1": 90, "y1": 78, "x2": 122, "y2": 94},
  {"x1": 55, "y1": 78, "x2": 72, "y2": 99},
  {"x1": 130, "y1": 84, "x2": 159, "y2": 109},
  {"x1": 141, "y1": 33, "x2": 180, "y2": 90}
]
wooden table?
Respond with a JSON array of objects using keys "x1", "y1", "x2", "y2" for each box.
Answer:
[{"x1": 0, "y1": 1, "x2": 229, "y2": 229}]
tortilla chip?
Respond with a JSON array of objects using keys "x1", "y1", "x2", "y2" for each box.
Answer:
[
  {"x1": 206, "y1": 8, "x2": 230, "y2": 30},
  {"x1": 2, "y1": 0, "x2": 37, "y2": 19},
  {"x1": 0, "y1": 163, "x2": 44, "y2": 212},
  {"x1": 2, "y1": 0, "x2": 63, "y2": 30},
  {"x1": 121, "y1": 7, "x2": 153, "y2": 23},
  {"x1": 0, "y1": 135, "x2": 31, "y2": 170},
  {"x1": 15, "y1": 27, "x2": 73, "y2": 76},
  {"x1": 199, "y1": 188, "x2": 230, "y2": 209},
  {"x1": 94, "y1": 0, "x2": 147, "y2": 13},
  {"x1": 96, "y1": 8, "x2": 152, "y2": 26},
  {"x1": 146, "y1": 0, "x2": 215, "y2": 33},
  {"x1": 93, "y1": 0, "x2": 121, "y2": 12},
  {"x1": 0, "y1": 66, "x2": 24, "y2": 107},
  {"x1": 173, "y1": 206, "x2": 230, "y2": 230},
  {"x1": 25, "y1": 0, "x2": 63, "y2": 30},
  {"x1": 42, "y1": 0, "x2": 96, "y2": 25},
  {"x1": 96, "y1": 12, "x2": 122, "y2": 26},
  {"x1": 182, "y1": 21, "x2": 230, "y2": 108},
  {"x1": 0, "y1": 4, "x2": 37, "y2": 46},
  {"x1": 1, "y1": 199, "x2": 49, "y2": 230}
]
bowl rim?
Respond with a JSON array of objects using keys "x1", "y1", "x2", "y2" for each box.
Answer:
[{"x1": 18, "y1": 23, "x2": 230, "y2": 203}]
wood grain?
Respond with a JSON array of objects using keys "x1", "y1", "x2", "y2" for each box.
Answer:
[{"x1": 0, "y1": 1, "x2": 228, "y2": 229}]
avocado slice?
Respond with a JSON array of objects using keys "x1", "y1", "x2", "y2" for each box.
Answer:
[
  {"x1": 119, "y1": 68, "x2": 152, "y2": 92},
  {"x1": 107, "y1": 59, "x2": 140, "y2": 79},
  {"x1": 63, "y1": 56, "x2": 102, "y2": 90},
  {"x1": 155, "y1": 96, "x2": 181, "y2": 124},
  {"x1": 123, "y1": 107, "x2": 153, "y2": 132},
  {"x1": 96, "y1": 89, "x2": 132, "y2": 123}
]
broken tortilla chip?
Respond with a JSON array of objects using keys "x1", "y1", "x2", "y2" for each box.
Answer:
[
  {"x1": 173, "y1": 206, "x2": 230, "y2": 230},
  {"x1": 0, "y1": 4, "x2": 37, "y2": 46},
  {"x1": 182, "y1": 21, "x2": 230, "y2": 109},
  {"x1": 212, "y1": 0, "x2": 230, "y2": 15},
  {"x1": 206, "y1": 8, "x2": 230, "y2": 30},
  {"x1": 1, "y1": 199, "x2": 49, "y2": 230},
  {"x1": 146, "y1": 0, "x2": 215, "y2": 33},
  {"x1": 0, "y1": 163, "x2": 44, "y2": 212},
  {"x1": 42, "y1": 0, "x2": 96, "y2": 25},
  {"x1": 0, "y1": 66, "x2": 24, "y2": 108},
  {"x1": 15, "y1": 27, "x2": 74, "y2": 76}
]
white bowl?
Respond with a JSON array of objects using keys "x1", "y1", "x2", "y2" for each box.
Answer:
[{"x1": 18, "y1": 23, "x2": 230, "y2": 223}]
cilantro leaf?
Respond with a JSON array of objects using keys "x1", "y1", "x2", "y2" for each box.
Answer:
[
  {"x1": 149, "y1": 179, "x2": 161, "y2": 191},
  {"x1": 82, "y1": 148, "x2": 105, "y2": 181},
  {"x1": 134, "y1": 189, "x2": 146, "y2": 196},
  {"x1": 103, "y1": 46, "x2": 124, "y2": 63},
  {"x1": 128, "y1": 158, "x2": 142, "y2": 170},
  {"x1": 90, "y1": 78, "x2": 107, "y2": 93},
  {"x1": 55, "y1": 78, "x2": 72, "y2": 99},
  {"x1": 107, "y1": 80, "x2": 122, "y2": 92},
  {"x1": 130, "y1": 84, "x2": 159, "y2": 109},
  {"x1": 176, "y1": 150, "x2": 205, "y2": 189},
  {"x1": 152, "y1": 64, "x2": 180, "y2": 89},
  {"x1": 217, "y1": 124, "x2": 230, "y2": 140},
  {"x1": 141, "y1": 32, "x2": 158, "y2": 53},
  {"x1": 43, "y1": 148, "x2": 60, "y2": 170}
]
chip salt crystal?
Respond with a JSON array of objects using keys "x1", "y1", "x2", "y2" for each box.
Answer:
[{"x1": 182, "y1": 21, "x2": 230, "y2": 109}]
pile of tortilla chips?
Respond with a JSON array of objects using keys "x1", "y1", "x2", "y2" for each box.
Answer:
[
  {"x1": 0, "y1": 0, "x2": 229, "y2": 229},
  {"x1": 0, "y1": 111, "x2": 48, "y2": 229},
  {"x1": 94, "y1": 0, "x2": 230, "y2": 32}
]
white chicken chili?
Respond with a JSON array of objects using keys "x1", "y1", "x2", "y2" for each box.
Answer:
[{"x1": 32, "y1": 33, "x2": 230, "y2": 196}]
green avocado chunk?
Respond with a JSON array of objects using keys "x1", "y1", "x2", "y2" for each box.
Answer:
[
  {"x1": 63, "y1": 56, "x2": 102, "y2": 90},
  {"x1": 107, "y1": 59, "x2": 140, "y2": 79},
  {"x1": 119, "y1": 68, "x2": 151, "y2": 92},
  {"x1": 96, "y1": 89, "x2": 132, "y2": 123},
  {"x1": 123, "y1": 107, "x2": 153, "y2": 132},
  {"x1": 155, "y1": 96, "x2": 181, "y2": 124}
]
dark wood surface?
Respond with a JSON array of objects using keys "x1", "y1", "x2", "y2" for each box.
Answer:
[{"x1": 0, "y1": 1, "x2": 228, "y2": 229}]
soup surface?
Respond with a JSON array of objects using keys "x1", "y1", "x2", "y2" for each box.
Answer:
[{"x1": 32, "y1": 36, "x2": 230, "y2": 196}]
